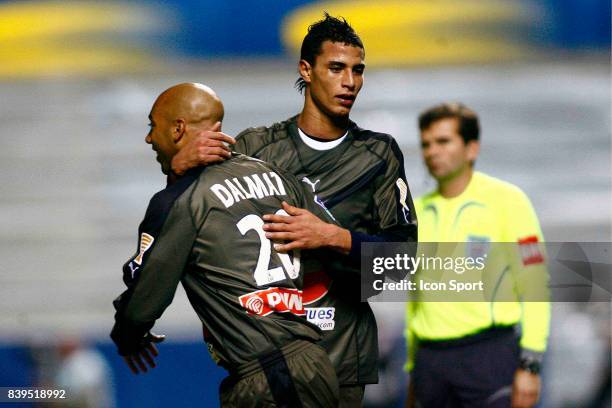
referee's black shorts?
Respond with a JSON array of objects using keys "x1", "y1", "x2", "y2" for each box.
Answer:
[
  {"x1": 413, "y1": 326, "x2": 520, "y2": 408},
  {"x1": 219, "y1": 339, "x2": 339, "y2": 408}
]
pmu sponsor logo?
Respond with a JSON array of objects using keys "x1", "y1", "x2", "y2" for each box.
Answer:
[
  {"x1": 239, "y1": 287, "x2": 304, "y2": 317},
  {"x1": 305, "y1": 307, "x2": 335, "y2": 331},
  {"x1": 303, "y1": 270, "x2": 332, "y2": 305}
]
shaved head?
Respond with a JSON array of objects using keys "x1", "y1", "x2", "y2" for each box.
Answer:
[
  {"x1": 145, "y1": 82, "x2": 225, "y2": 174},
  {"x1": 153, "y1": 82, "x2": 224, "y2": 130}
]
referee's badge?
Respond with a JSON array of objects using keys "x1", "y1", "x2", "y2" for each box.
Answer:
[{"x1": 466, "y1": 235, "x2": 491, "y2": 259}]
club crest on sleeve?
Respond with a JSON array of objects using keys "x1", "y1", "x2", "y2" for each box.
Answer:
[
  {"x1": 396, "y1": 178, "x2": 411, "y2": 222},
  {"x1": 134, "y1": 233, "x2": 155, "y2": 265}
]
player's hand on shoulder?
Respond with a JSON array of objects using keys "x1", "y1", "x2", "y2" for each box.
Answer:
[
  {"x1": 263, "y1": 201, "x2": 336, "y2": 252},
  {"x1": 122, "y1": 332, "x2": 166, "y2": 375},
  {"x1": 511, "y1": 369, "x2": 541, "y2": 408},
  {"x1": 171, "y1": 121, "x2": 236, "y2": 175}
]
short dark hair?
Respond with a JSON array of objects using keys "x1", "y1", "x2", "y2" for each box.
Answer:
[
  {"x1": 418, "y1": 103, "x2": 480, "y2": 144},
  {"x1": 295, "y1": 13, "x2": 364, "y2": 93}
]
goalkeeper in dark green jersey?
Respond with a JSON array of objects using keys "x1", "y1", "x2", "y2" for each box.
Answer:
[
  {"x1": 111, "y1": 83, "x2": 340, "y2": 407},
  {"x1": 171, "y1": 14, "x2": 418, "y2": 407}
]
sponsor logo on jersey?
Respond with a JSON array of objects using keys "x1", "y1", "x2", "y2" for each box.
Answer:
[
  {"x1": 396, "y1": 178, "x2": 411, "y2": 223},
  {"x1": 466, "y1": 235, "x2": 491, "y2": 259},
  {"x1": 303, "y1": 270, "x2": 332, "y2": 305},
  {"x1": 301, "y1": 176, "x2": 336, "y2": 221},
  {"x1": 134, "y1": 233, "x2": 154, "y2": 265},
  {"x1": 239, "y1": 287, "x2": 304, "y2": 317},
  {"x1": 305, "y1": 307, "x2": 335, "y2": 331},
  {"x1": 302, "y1": 176, "x2": 321, "y2": 193},
  {"x1": 518, "y1": 235, "x2": 544, "y2": 265}
]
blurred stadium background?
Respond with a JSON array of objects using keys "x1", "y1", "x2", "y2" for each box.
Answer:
[{"x1": 0, "y1": 0, "x2": 610, "y2": 406}]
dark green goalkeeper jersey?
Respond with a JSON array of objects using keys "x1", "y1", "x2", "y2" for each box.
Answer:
[
  {"x1": 111, "y1": 154, "x2": 332, "y2": 369},
  {"x1": 234, "y1": 115, "x2": 418, "y2": 385}
]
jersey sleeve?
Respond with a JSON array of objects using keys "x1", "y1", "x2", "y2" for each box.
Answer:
[
  {"x1": 503, "y1": 188, "x2": 550, "y2": 357},
  {"x1": 233, "y1": 130, "x2": 250, "y2": 155},
  {"x1": 372, "y1": 138, "x2": 418, "y2": 241},
  {"x1": 110, "y1": 177, "x2": 200, "y2": 355},
  {"x1": 349, "y1": 138, "x2": 418, "y2": 262}
]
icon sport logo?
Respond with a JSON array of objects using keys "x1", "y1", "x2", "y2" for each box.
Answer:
[
  {"x1": 134, "y1": 233, "x2": 154, "y2": 265},
  {"x1": 239, "y1": 287, "x2": 305, "y2": 317}
]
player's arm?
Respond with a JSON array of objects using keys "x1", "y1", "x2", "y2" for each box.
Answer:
[
  {"x1": 364, "y1": 137, "x2": 418, "y2": 247},
  {"x1": 235, "y1": 128, "x2": 352, "y2": 251},
  {"x1": 263, "y1": 201, "x2": 351, "y2": 254},
  {"x1": 331, "y1": 138, "x2": 419, "y2": 264},
  {"x1": 111, "y1": 181, "x2": 199, "y2": 372},
  {"x1": 264, "y1": 139, "x2": 418, "y2": 260},
  {"x1": 505, "y1": 189, "x2": 550, "y2": 408},
  {"x1": 261, "y1": 193, "x2": 405, "y2": 256},
  {"x1": 171, "y1": 125, "x2": 272, "y2": 176},
  {"x1": 260, "y1": 168, "x2": 347, "y2": 252},
  {"x1": 170, "y1": 121, "x2": 236, "y2": 175}
]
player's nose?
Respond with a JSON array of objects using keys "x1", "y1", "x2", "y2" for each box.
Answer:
[
  {"x1": 145, "y1": 134, "x2": 152, "y2": 144},
  {"x1": 423, "y1": 147, "x2": 439, "y2": 162},
  {"x1": 342, "y1": 70, "x2": 355, "y2": 89},
  {"x1": 426, "y1": 143, "x2": 441, "y2": 156}
]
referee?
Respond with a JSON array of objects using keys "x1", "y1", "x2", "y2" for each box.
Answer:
[{"x1": 405, "y1": 103, "x2": 550, "y2": 408}]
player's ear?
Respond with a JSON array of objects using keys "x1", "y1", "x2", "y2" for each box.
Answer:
[
  {"x1": 211, "y1": 121, "x2": 222, "y2": 132},
  {"x1": 298, "y1": 59, "x2": 312, "y2": 85},
  {"x1": 173, "y1": 119, "x2": 186, "y2": 143}
]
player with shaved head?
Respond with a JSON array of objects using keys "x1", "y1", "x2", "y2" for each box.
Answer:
[
  {"x1": 146, "y1": 83, "x2": 225, "y2": 175},
  {"x1": 111, "y1": 83, "x2": 340, "y2": 407}
]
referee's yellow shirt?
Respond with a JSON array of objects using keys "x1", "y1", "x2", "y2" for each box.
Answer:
[{"x1": 405, "y1": 171, "x2": 550, "y2": 371}]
